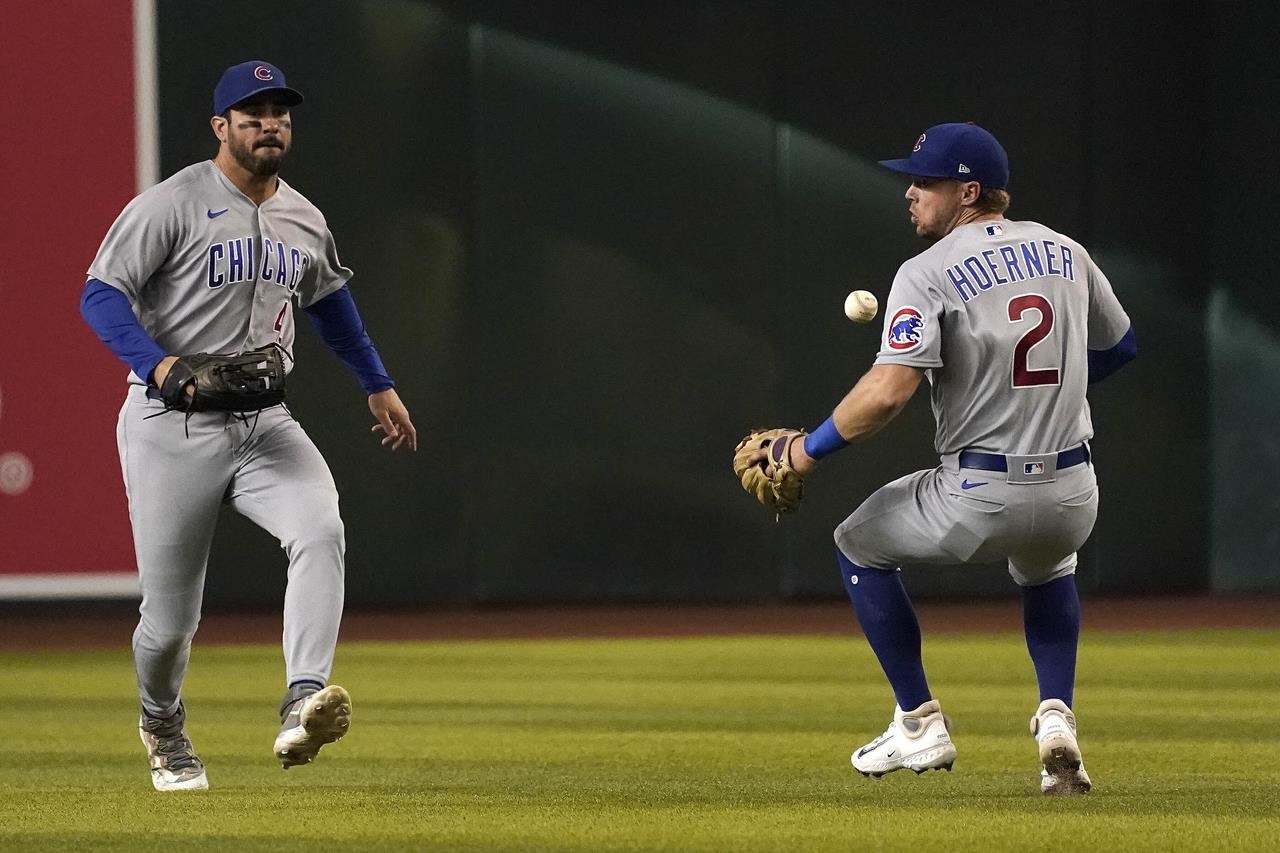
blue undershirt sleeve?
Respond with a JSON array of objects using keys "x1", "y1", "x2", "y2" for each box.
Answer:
[
  {"x1": 302, "y1": 283, "x2": 395, "y2": 394},
  {"x1": 1087, "y1": 324, "x2": 1136, "y2": 384},
  {"x1": 79, "y1": 278, "x2": 167, "y2": 383},
  {"x1": 803, "y1": 416, "x2": 850, "y2": 460}
]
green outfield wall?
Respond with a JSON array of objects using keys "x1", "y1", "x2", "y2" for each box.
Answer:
[{"x1": 139, "y1": 0, "x2": 1272, "y2": 606}]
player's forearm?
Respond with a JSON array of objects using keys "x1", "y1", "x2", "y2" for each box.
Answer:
[
  {"x1": 79, "y1": 278, "x2": 168, "y2": 383},
  {"x1": 830, "y1": 365, "x2": 921, "y2": 442},
  {"x1": 801, "y1": 364, "x2": 923, "y2": 465},
  {"x1": 303, "y1": 284, "x2": 395, "y2": 394}
]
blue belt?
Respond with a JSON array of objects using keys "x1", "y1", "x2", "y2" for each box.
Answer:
[{"x1": 958, "y1": 444, "x2": 1090, "y2": 473}]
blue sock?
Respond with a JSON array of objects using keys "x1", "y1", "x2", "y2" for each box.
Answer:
[
  {"x1": 836, "y1": 549, "x2": 932, "y2": 711},
  {"x1": 1021, "y1": 574, "x2": 1080, "y2": 707}
]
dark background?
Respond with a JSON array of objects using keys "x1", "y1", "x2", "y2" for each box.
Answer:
[{"x1": 150, "y1": 0, "x2": 1276, "y2": 608}]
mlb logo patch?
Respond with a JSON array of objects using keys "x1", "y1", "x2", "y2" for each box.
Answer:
[
  {"x1": 985, "y1": 224, "x2": 1004, "y2": 236},
  {"x1": 1023, "y1": 461, "x2": 1045, "y2": 475}
]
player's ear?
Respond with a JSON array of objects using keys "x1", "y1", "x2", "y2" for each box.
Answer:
[
  {"x1": 210, "y1": 114, "x2": 228, "y2": 142},
  {"x1": 960, "y1": 181, "x2": 982, "y2": 205}
]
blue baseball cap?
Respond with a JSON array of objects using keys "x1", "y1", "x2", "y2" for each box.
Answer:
[
  {"x1": 878, "y1": 122, "x2": 1009, "y2": 190},
  {"x1": 213, "y1": 60, "x2": 304, "y2": 115}
]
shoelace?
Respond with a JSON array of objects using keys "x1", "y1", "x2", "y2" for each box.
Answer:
[
  {"x1": 144, "y1": 720, "x2": 202, "y2": 771},
  {"x1": 865, "y1": 725, "x2": 897, "y2": 751}
]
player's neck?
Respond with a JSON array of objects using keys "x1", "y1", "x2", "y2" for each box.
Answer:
[
  {"x1": 954, "y1": 208, "x2": 1002, "y2": 229},
  {"x1": 212, "y1": 153, "x2": 280, "y2": 205}
]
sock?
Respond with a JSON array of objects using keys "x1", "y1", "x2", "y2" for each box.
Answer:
[
  {"x1": 1021, "y1": 574, "x2": 1080, "y2": 707},
  {"x1": 280, "y1": 680, "x2": 326, "y2": 716},
  {"x1": 837, "y1": 549, "x2": 932, "y2": 711}
]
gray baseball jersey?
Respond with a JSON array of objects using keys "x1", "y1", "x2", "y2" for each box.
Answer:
[
  {"x1": 88, "y1": 160, "x2": 351, "y2": 382},
  {"x1": 874, "y1": 219, "x2": 1130, "y2": 456}
]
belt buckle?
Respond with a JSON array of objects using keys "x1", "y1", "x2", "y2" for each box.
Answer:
[{"x1": 1006, "y1": 452, "x2": 1056, "y2": 484}]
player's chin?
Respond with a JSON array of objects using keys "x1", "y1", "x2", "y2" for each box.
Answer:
[{"x1": 248, "y1": 153, "x2": 285, "y2": 176}]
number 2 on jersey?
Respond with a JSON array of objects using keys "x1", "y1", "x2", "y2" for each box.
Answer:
[{"x1": 1008, "y1": 294, "x2": 1060, "y2": 388}]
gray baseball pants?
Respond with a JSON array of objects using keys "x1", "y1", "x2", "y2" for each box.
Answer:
[
  {"x1": 116, "y1": 385, "x2": 345, "y2": 717},
  {"x1": 834, "y1": 450, "x2": 1099, "y2": 585}
]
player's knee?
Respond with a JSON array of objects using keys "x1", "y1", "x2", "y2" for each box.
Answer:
[
  {"x1": 133, "y1": 623, "x2": 197, "y2": 655},
  {"x1": 286, "y1": 511, "x2": 345, "y2": 557},
  {"x1": 1009, "y1": 559, "x2": 1076, "y2": 587}
]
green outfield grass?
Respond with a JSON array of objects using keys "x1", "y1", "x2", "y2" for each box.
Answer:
[{"x1": 2, "y1": 627, "x2": 1277, "y2": 852}]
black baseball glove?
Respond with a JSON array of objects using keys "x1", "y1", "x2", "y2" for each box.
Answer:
[{"x1": 159, "y1": 345, "x2": 287, "y2": 413}]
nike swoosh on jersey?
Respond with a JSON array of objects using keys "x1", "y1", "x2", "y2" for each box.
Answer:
[
  {"x1": 207, "y1": 208, "x2": 229, "y2": 219},
  {"x1": 960, "y1": 479, "x2": 988, "y2": 490}
]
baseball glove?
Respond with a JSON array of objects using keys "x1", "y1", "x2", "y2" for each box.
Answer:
[
  {"x1": 159, "y1": 345, "x2": 288, "y2": 413},
  {"x1": 732, "y1": 428, "x2": 807, "y2": 515}
]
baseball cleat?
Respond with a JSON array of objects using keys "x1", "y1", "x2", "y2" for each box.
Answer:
[
  {"x1": 851, "y1": 699, "x2": 957, "y2": 778},
  {"x1": 1031, "y1": 698, "x2": 1092, "y2": 795},
  {"x1": 139, "y1": 703, "x2": 208, "y2": 791},
  {"x1": 273, "y1": 684, "x2": 352, "y2": 769}
]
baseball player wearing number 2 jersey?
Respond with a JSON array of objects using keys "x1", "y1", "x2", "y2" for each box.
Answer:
[
  {"x1": 80, "y1": 61, "x2": 417, "y2": 791},
  {"x1": 764, "y1": 123, "x2": 1135, "y2": 794}
]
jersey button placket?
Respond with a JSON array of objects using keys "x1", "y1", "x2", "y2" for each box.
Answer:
[{"x1": 246, "y1": 211, "x2": 270, "y2": 350}]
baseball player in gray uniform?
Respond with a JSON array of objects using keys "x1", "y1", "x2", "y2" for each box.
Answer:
[
  {"x1": 776, "y1": 123, "x2": 1135, "y2": 794},
  {"x1": 80, "y1": 61, "x2": 417, "y2": 791}
]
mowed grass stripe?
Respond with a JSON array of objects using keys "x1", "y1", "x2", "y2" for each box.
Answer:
[{"x1": 1, "y1": 630, "x2": 1277, "y2": 851}]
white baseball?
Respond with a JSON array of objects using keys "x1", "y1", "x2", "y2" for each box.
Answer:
[{"x1": 844, "y1": 290, "x2": 878, "y2": 324}]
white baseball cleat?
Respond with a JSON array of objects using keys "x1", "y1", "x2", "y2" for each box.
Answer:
[
  {"x1": 139, "y1": 703, "x2": 209, "y2": 791},
  {"x1": 1031, "y1": 698, "x2": 1092, "y2": 794},
  {"x1": 274, "y1": 684, "x2": 352, "y2": 769},
  {"x1": 851, "y1": 699, "x2": 957, "y2": 778}
]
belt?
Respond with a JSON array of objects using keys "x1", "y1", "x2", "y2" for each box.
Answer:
[
  {"x1": 145, "y1": 387, "x2": 163, "y2": 400},
  {"x1": 958, "y1": 444, "x2": 1090, "y2": 473}
]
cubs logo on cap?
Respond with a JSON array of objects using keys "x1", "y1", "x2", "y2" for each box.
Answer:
[
  {"x1": 213, "y1": 60, "x2": 304, "y2": 115},
  {"x1": 887, "y1": 307, "x2": 925, "y2": 351}
]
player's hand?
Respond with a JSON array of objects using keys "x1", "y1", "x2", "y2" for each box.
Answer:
[
  {"x1": 368, "y1": 389, "x2": 417, "y2": 452},
  {"x1": 745, "y1": 435, "x2": 816, "y2": 478},
  {"x1": 788, "y1": 436, "x2": 817, "y2": 477},
  {"x1": 151, "y1": 355, "x2": 194, "y2": 400}
]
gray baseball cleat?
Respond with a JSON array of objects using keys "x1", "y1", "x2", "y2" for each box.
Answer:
[
  {"x1": 138, "y1": 703, "x2": 208, "y2": 791},
  {"x1": 273, "y1": 683, "x2": 352, "y2": 769},
  {"x1": 1031, "y1": 698, "x2": 1092, "y2": 794}
]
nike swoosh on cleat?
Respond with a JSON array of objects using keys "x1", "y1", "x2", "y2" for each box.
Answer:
[
  {"x1": 960, "y1": 479, "x2": 988, "y2": 489},
  {"x1": 207, "y1": 208, "x2": 229, "y2": 219},
  {"x1": 885, "y1": 750, "x2": 897, "y2": 759}
]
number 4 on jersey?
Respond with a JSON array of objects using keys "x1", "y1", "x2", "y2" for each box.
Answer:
[
  {"x1": 1008, "y1": 294, "x2": 1060, "y2": 388},
  {"x1": 274, "y1": 303, "x2": 289, "y2": 341}
]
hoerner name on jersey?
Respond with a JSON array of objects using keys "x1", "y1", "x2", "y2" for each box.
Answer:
[
  {"x1": 208, "y1": 236, "x2": 311, "y2": 294},
  {"x1": 946, "y1": 239, "x2": 1074, "y2": 303}
]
